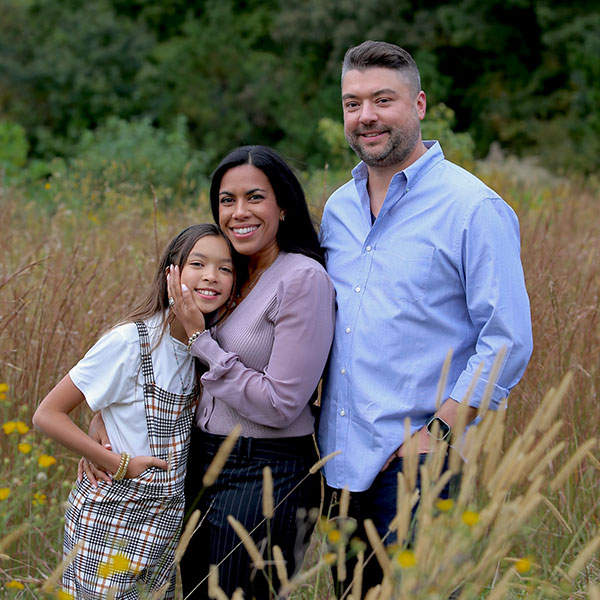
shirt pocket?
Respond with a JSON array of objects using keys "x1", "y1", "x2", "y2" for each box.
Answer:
[{"x1": 376, "y1": 243, "x2": 435, "y2": 302}]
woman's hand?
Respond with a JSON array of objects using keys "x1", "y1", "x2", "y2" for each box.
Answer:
[
  {"x1": 78, "y1": 412, "x2": 112, "y2": 486},
  {"x1": 126, "y1": 455, "x2": 168, "y2": 478},
  {"x1": 167, "y1": 264, "x2": 206, "y2": 337}
]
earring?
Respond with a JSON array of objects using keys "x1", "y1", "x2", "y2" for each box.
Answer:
[{"x1": 280, "y1": 213, "x2": 286, "y2": 222}]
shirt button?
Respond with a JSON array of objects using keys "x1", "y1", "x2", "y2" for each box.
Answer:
[
  {"x1": 340, "y1": 368, "x2": 346, "y2": 374},
  {"x1": 340, "y1": 410, "x2": 346, "y2": 417},
  {"x1": 355, "y1": 286, "x2": 361, "y2": 293},
  {"x1": 366, "y1": 245, "x2": 372, "y2": 252},
  {"x1": 345, "y1": 327, "x2": 351, "y2": 333}
]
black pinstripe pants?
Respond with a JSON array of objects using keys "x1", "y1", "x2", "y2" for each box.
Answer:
[{"x1": 181, "y1": 427, "x2": 320, "y2": 599}]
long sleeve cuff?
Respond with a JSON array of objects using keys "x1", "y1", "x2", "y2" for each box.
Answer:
[
  {"x1": 450, "y1": 370, "x2": 509, "y2": 410},
  {"x1": 189, "y1": 330, "x2": 235, "y2": 370}
]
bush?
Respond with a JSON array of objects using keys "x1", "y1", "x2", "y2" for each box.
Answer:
[
  {"x1": 41, "y1": 116, "x2": 210, "y2": 211},
  {"x1": 421, "y1": 103, "x2": 475, "y2": 169},
  {"x1": 0, "y1": 121, "x2": 29, "y2": 181}
]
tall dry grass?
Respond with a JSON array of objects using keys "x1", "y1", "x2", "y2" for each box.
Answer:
[{"x1": 0, "y1": 166, "x2": 599, "y2": 598}]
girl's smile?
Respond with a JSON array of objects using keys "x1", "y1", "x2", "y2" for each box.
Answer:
[{"x1": 179, "y1": 235, "x2": 234, "y2": 314}]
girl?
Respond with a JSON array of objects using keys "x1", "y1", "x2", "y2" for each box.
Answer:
[{"x1": 33, "y1": 224, "x2": 236, "y2": 599}]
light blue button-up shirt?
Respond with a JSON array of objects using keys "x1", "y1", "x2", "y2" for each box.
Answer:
[{"x1": 318, "y1": 141, "x2": 533, "y2": 491}]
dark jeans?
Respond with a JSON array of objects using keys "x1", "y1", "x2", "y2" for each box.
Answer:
[
  {"x1": 325, "y1": 452, "x2": 459, "y2": 596},
  {"x1": 180, "y1": 428, "x2": 320, "y2": 599}
]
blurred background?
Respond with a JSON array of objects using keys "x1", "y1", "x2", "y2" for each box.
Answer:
[
  {"x1": 1, "y1": 3, "x2": 600, "y2": 595},
  {"x1": 1, "y1": 0, "x2": 599, "y2": 205}
]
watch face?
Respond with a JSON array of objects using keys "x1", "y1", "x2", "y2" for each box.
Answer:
[{"x1": 427, "y1": 417, "x2": 451, "y2": 440}]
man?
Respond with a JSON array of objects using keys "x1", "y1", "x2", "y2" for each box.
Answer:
[{"x1": 318, "y1": 40, "x2": 533, "y2": 589}]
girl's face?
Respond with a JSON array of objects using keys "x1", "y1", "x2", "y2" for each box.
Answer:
[
  {"x1": 179, "y1": 235, "x2": 234, "y2": 314},
  {"x1": 217, "y1": 164, "x2": 284, "y2": 259}
]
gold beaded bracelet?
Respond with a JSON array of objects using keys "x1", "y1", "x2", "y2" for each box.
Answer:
[
  {"x1": 113, "y1": 451, "x2": 130, "y2": 481},
  {"x1": 187, "y1": 331, "x2": 203, "y2": 352}
]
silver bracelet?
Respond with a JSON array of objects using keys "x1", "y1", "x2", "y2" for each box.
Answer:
[{"x1": 187, "y1": 331, "x2": 203, "y2": 352}]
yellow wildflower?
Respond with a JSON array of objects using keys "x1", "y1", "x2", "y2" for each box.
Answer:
[
  {"x1": 56, "y1": 591, "x2": 75, "y2": 600},
  {"x1": 435, "y1": 498, "x2": 454, "y2": 512},
  {"x1": 112, "y1": 553, "x2": 130, "y2": 572},
  {"x1": 6, "y1": 580, "x2": 25, "y2": 589},
  {"x1": 323, "y1": 552, "x2": 337, "y2": 565},
  {"x1": 0, "y1": 383, "x2": 8, "y2": 400},
  {"x1": 318, "y1": 516, "x2": 333, "y2": 533},
  {"x1": 0, "y1": 488, "x2": 10, "y2": 500},
  {"x1": 16, "y1": 421, "x2": 30, "y2": 434},
  {"x1": 462, "y1": 510, "x2": 480, "y2": 527},
  {"x1": 326, "y1": 528, "x2": 342, "y2": 545},
  {"x1": 44, "y1": 182, "x2": 51, "y2": 190},
  {"x1": 97, "y1": 563, "x2": 111, "y2": 578},
  {"x1": 515, "y1": 557, "x2": 532, "y2": 574},
  {"x1": 18, "y1": 442, "x2": 32, "y2": 454},
  {"x1": 2, "y1": 421, "x2": 17, "y2": 434},
  {"x1": 33, "y1": 492, "x2": 47, "y2": 505},
  {"x1": 38, "y1": 454, "x2": 57, "y2": 468},
  {"x1": 98, "y1": 553, "x2": 131, "y2": 578},
  {"x1": 396, "y1": 550, "x2": 416, "y2": 568}
]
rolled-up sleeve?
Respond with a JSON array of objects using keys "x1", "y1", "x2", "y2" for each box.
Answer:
[
  {"x1": 190, "y1": 267, "x2": 335, "y2": 428},
  {"x1": 450, "y1": 198, "x2": 533, "y2": 409}
]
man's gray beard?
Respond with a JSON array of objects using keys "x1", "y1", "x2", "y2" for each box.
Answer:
[{"x1": 347, "y1": 125, "x2": 420, "y2": 169}]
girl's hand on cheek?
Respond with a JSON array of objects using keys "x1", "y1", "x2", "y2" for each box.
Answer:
[{"x1": 167, "y1": 265, "x2": 206, "y2": 337}]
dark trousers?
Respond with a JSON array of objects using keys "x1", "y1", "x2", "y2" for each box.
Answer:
[
  {"x1": 180, "y1": 428, "x2": 320, "y2": 599},
  {"x1": 324, "y1": 453, "x2": 459, "y2": 597}
]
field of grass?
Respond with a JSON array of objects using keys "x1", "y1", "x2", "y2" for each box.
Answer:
[{"x1": 1, "y1": 162, "x2": 599, "y2": 599}]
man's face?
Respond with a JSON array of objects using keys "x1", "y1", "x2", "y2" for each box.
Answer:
[{"x1": 342, "y1": 67, "x2": 426, "y2": 169}]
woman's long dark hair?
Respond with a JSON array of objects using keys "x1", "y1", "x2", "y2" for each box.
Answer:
[{"x1": 209, "y1": 145, "x2": 325, "y2": 267}]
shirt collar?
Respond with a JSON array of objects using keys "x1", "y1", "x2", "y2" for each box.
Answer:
[{"x1": 351, "y1": 140, "x2": 445, "y2": 187}]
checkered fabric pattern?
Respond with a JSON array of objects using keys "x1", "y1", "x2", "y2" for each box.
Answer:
[{"x1": 62, "y1": 321, "x2": 198, "y2": 599}]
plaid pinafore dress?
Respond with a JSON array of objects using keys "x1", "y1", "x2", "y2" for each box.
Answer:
[{"x1": 62, "y1": 321, "x2": 197, "y2": 599}]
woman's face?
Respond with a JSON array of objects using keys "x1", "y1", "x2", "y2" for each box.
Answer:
[{"x1": 217, "y1": 164, "x2": 284, "y2": 259}]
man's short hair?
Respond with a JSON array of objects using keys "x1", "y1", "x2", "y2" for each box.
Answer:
[{"x1": 341, "y1": 40, "x2": 421, "y2": 97}]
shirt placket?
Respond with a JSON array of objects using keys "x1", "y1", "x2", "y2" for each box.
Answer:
[{"x1": 335, "y1": 176, "x2": 408, "y2": 484}]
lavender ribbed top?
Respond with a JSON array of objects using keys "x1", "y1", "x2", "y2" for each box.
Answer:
[{"x1": 190, "y1": 252, "x2": 336, "y2": 438}]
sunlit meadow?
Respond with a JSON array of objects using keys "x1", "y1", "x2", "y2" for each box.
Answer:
[{"x1": 1, "y1": 159, "x2": 599, "y2": 598}]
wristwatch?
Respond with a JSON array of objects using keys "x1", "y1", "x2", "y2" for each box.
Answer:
[{"x1": 426, "y1": 416, "x2": 452, "y2": 441}]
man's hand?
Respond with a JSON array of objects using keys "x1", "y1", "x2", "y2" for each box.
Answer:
[
  {"x1": 379, "y1": 397, "x2": 477, "y2": 472},
  {"x1": 380, "y1": 426, "x2": 429, "y2": 472}
]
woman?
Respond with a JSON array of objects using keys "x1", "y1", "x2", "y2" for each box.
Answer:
[
  {"x1": 167, "y1": 145, "x2": 335, "y2": 597},
  {"x1": 83, "y1": 146, "x2": 334, "y2": 597}
]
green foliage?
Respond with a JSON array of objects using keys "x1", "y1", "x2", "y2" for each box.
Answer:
[
  {"x1": 1, "y1": 0, "x2": 598, "y2": 174},
  {"x1": 0, "y1": 0, "x2": 155, "y2": 157},
  {"x1": 74, "y1": 116, "x2": 208, "y2": 191},
  {"x1": 316, "y1": 118, "x2": 355, "y2": 171},
  {"x1": 137, "y1": 0, "x2": 284, "y2": 164},
  {"x1": 0, "y1": 121, "x2": 51, "y2": 188},
  {"x1": 46, "y1": 116, "x2": 210, "y2": 209},
  {"x1": 421, "y1": 104, "x2": 475, "y2": 169},
  {"x1": 0, "y1": 121, "x2": 28, "y2": 169}
]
